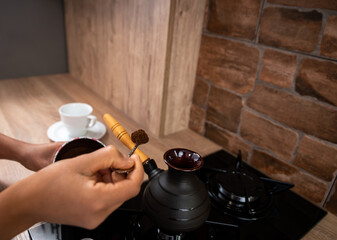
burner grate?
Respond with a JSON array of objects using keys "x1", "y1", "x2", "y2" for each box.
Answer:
[{"x1": 205, "y1": 152, "x2": 275, "y2": 221}]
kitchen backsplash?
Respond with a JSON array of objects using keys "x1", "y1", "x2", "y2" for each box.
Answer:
[{"x1": 189, "y1": 0, "x2": 337, "y2": 214}]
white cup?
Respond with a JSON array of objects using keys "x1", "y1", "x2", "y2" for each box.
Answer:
[{"x1": 59, "y1": 103, "x2": 97, "y2": 137}]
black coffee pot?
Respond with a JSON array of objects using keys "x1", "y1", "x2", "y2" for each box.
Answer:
[{"x1": 142, "y1": 149, "x2": 210, "y2": 234}]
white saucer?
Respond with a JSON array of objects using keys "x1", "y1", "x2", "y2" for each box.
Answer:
[{"x1": 47, "y1": 121, "x2": 106, "y2": 142}]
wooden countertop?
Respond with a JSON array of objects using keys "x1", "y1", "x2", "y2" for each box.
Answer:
[{"x1": 0, "y1": 74, "x2": 336, "y2": 240}]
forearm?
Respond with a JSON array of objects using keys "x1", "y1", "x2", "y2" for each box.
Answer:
[
  {"x1": 0, "y1": 177, "x2": 38, "y2": 240},
  {"x1": 0, "y1": 133, "x2": 62, "y2": 171},
  {"x1": 0, "y1": 133, "x2": 26, "y2": 162}
]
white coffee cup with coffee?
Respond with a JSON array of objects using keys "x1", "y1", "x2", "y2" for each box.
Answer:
[{"x1": 59, "y1": 103, "x2": 97, "y2": 137}]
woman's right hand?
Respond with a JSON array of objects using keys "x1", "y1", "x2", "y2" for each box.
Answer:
[{"x1": 0, "y1": 146, "x2": 144, "y2": 239}]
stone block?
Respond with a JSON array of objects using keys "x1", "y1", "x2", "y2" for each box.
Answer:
[
  {"x1": 189, "y1": 104, "x2": 206, "y2": 134},
  {"x1": 260, "y1": 49, "x2": 297, "y2": 88},
  {"x1": 247, "y1": 85, "x2": 337, "y2": 144},
  {"x1": 207, "y1": 0, "x2": 261, "y2": 40},
  {"x1": 240, "y1": 110, "x2": 299, "y2": 161},
  {"x1": 321, "y1": 16, "x2": 337, "y2": 59},
  {"x1": 192, "y1": 77, "x2": 209, "y2": 107},
  {"x1": 205, "y1": 122, "x2": 251, "y2": 160},
  {"x1": 197, "y1": 35, "x2": 259, "y2": 94},
  {"x1": 296, "y1": 58, "x2": 337, "y2": 107},
  {"x1": 294, "y1": 136, "x2": 337, "y2": 182},
  {"x1": 251, "y1": 149, "x2": 328, "y2": 204},
  {"x1": 207, "y1": 86, "x2": 243, "y2": 132},
  {"x1": 259, "y1": 7, "x2": 322, "y2": 53}
]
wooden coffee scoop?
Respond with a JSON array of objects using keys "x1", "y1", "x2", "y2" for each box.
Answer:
[{"x1": 103, "y1": 113, "x2": 150, "y2": 173}]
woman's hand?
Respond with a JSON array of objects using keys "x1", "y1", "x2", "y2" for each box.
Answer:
[
  {"x1": 0, "y1": 133, "x2": 63, "y2": 171},
  {"x1": 20, "y1": 142, "x2": 64, "y2": 171},
  {"x1": 0, "y1": 145, "x2": 144, "y2": 239}
]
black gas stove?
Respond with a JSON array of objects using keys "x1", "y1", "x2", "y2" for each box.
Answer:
[{"x1": 29, "y1": 149, "x2": 327, "y2": 240}]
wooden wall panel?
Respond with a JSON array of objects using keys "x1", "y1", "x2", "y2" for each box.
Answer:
[
  {"x1": 161, "y1": 0, "x2": 206, "y2": 135},
  {"x1": 65, "y1": 0, "x2": 170, "y2": 136},
  {"x1": 64, "y1": 0, "x2": 205, "y2": 136}
]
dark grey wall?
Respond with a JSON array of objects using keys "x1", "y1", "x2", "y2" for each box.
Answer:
[{"x1": 0, "y1": 0, "x2": 68, "y2": 79}]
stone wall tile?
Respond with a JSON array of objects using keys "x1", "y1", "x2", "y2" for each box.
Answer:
[
  {"x1": 259, "y1": 7, "x2": 322, "y2": 53},
  {"x1": 260, "y1": 49, "x2": 297, "y2": 88},
  {"x1": 207, "y1": 0, "x2": 261, "y2": 40},
  {"x1": 294, "y1": 136, "x2": 337, "y2": 182},
  {"x1": 296, "y1": 58, "x2": 337, "y2": 107},
  {"x1": 192, "y1": 78, "x2": 209, "y2": 107},
  {"x1": 197, "y1": 35, "x2": 259, "y2": 94},
  {"x1": 247, "y1": 85, "x2": 337, "y2": 144},
  {"x1": 205, "y1": 122, "x2": 251, "y2": 160},
  {"x1": 207, "y1": 86, "x2": 243, "y2": 132},
  {"x1": 320, "y1": 15, "x2": 337, "y2": 60},
  {"x1": 241, "y1": 110, "x2": 298, "y2": 161},
  {"x1": 189, "y1": 104, "x2": 206, "y2": 134},
  {"x1": 251, "y1": 149, "x2": 328, "y2": 203}
]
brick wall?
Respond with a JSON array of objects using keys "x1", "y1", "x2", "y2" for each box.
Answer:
[{"x1": 189, "y1": 0, "x2": 337, "y2": 214}]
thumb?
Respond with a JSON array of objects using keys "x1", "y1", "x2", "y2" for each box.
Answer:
[{"x1": 78, "y1": 146, "x2": 134, "y2": 175}]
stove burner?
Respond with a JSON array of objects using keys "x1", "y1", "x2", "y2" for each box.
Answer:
[
  {"x1": 207, "y1": 151, "x2": 273, "y2": 221},
  {"x1": 216, "y1": 171, "x2": 263, "y2": 204},
  {"x1": 208, "y1": 172, "x2": 273, "y2": 221}
]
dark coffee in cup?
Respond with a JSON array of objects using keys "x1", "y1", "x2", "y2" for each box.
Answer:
[{"x1": 53, "y1": 137, "x2": 105, "y2": 162}]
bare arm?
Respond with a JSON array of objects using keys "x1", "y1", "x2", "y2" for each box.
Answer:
[
  {"x1": 0, "y1": 146, "x2": 144, "y2": 240},
  {"x1": 0, "y1": 133, "x2": 26, "y2": 161},
  {"x1": 0, "y1": 133, "x2": 63, "y2": 171}
]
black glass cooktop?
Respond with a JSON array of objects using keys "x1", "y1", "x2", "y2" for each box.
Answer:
[{"x1": 29, "y1": 150, "x2": 327, "y2": 240}]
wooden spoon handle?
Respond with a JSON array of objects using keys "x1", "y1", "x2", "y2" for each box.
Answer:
[{"x1": 103, "y1": 113, "x2": 149, "y2": 163}]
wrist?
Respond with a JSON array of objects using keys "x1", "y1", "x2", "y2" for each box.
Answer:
[
  {"x1": 0, "y1": 176, "x2": 39, "y2": 239},
  {"x1": 16, "y1": 141, "x2": 34, "y2": 167},
  {"x1": 0, "y1": 134, "x2": 29, "y2": 164}
]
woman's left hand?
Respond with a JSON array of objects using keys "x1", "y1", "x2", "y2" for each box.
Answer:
[{"x1": 20, "y1": 142, "x2": 64, "y2": 171}]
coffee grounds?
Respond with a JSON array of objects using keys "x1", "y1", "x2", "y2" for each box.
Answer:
[{"x1": 131, "y1": 129, "x2": 149, "y2": 145}]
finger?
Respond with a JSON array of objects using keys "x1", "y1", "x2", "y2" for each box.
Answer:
[
  {"x1": 109, "y1": 151, "x2": 136, "y2": 171},
  {"x1": 110, "y1": 156, "x2": 140, "y2": 184},
  {"x1": 103, "y1": 155, "x2": 144, "y2": 202},
  {"x1": 126, "y1": 154, "x2": 144, "y2": 184},
  {"x1": 111, "y1": 171, "x2": 126, "y2": 182},
  {"x1": 78, "y1": 146, "x2": 134, "y2": 175}
]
